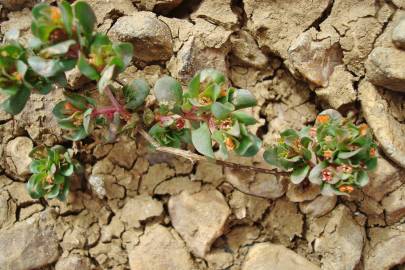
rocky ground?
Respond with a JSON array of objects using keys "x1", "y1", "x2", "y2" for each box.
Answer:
[{"x1": 0, "y1": 0, "x2": 405, "y2": 269}]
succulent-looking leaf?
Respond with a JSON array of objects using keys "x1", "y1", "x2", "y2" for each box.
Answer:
[
  {"x1": 78, "y1": 54, "x2": 100, "y2": 81},
  {"x1": 191, "y1": 123, "x2": 214, "y2": 158},
  {"x1": 356, "y1": 170, "x2": 369, "y2": 187},
  {"x1": 291, "y1": 165, "x2": 310, "y2": 184},
  {"x1": 308, "y1": 161, "x2": 327, "y2": 185},
  {"x1": 211, "y1": 102, "x2": 233, "y2": 120},
  {"x1": 230, "y1": 89, "x2": 257, "y2": 109},
  {"x1": 153, "y1": 76, "x2": 183, "y2": 106},
  {"x1": 321, "y1": 183, "x2": 348, "y2": 197},
  {"x1": 112, "y1": 42, "x2": 133, "y2": 71},
  {"x1": 232, "y1": 111, "x2": 256, "y2": 125},
  {"x1": 28, "y1": 56, "x2": 63, "y2": 78},
  {"x1": 98, "y1": 65, "x2": 115, "y2": 93},
  {"x1": 40, "y1": 40, "x2": 76, "y2": 58},
  {"x1": 200, "y1": 69, "x2": 226, "y2": 85},
  {"x1": 59, "y1": 1, "x2": 73, "y2": 36},
  {"x1": 188, "y1": 73, "x2": 200, "y2": 98},
  {"x1": 337, "y1": 147, "x2": 363, "y2": 159},
  {"x1": 235, "y1": 134, "x2": 261, "y2": 157},
  {"x1": 1, "y1": 86, "x2": 30, "y2": 115},
  {"x1": 365, "y1": 157, "x2": 377, "y2": 171},
  {"x1": 123, "y1": 79, "x2": 150, "y2": 110},
  {"x1": 73, "y1": 1, "x2": 96, "y2": 39}
]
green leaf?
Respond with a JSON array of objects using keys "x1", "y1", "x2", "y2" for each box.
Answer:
[
  {"x1": 308, "y1": 161, "x2": 328, "y2": 185},
  {"x1": 230, "y1": 89, "x2": 257, "y2": 109},
  {"x1": 47, "y1": 184, "x2": 60, "y2": 199},
  {"x1": 153, "y1": 76, "x2": 183, "y2": 106},
  {"x1": 64, "y1": 127, "x2": 88, "y2": 141},
  {"x1": 365, "y1": 157, "x2": 377, "y2": 171},
  {"x1": 123, "y1": 79, "x2": 150, "y2": 110},
  {"x1": 65, "y1": 92, "x2": 89, "y2": 110},
  {"x1": 57, "y1": 178, "x2": 70, "y2": 201},
  {"x1": 28, "y1": 56, "x2": 63, "y2": 77},
  {"x1": 40, "y1": 40, "x2": 76, "y2": 58},
  {"x1": 83, "y1": 108, "x2": 94, "y2": 134},
  {"x1": 29, "y1": 145, "x2": 48, "y2": 159},
  {"x1": 97, "y1": 65, "x2": 115, "y2": 93},
  {"x1": 232, "y1": 111, "x2": 256, "y2": 125},
  {"x1": 211, "y1": 102, "x2": 234, "y2": 120},
  {"x1": 112, "y1": 42, "x2": 133, "y2": 71},
  {"x1": 30, "y1": 160, "x2": 47, "y2": 174},
  {"x1": 235, "y1": 134, "x2": 261, "y2": 157},
  {"x1": 356, "y1": 171, "x2": 369, "y2": 187},
  {"x1": 291, "y1": 165, "x2": 310, "y2": 184},
  {"x1": 60, "y1": 164, "x2": 74, "y2": 177},
  {"x1": 212, "y1": 131, "x2": 228, "y2": 160},
  {"x1": 59, "y1": 1, "x2": 73, "y2": 37},
  {"x1": 32, "y1": 3, "x2": 49, "y2": 19},
  {"x1": 321, "y1": 183, "x2": 348, "y2": 197},
  {"x1": 73, "y1": 1, "x2": 96, "y2": 39},
  {"x1": 337, "y1": 147, "x2": 363, "y2": 159},
  {"x1": 78, "y1": 54, "x2": 100, "y2": 81},
  {"x1": 188, "y1": 73, "x2": 200, "y2": 98},
  {"x1": 226, "y1": 121, "x2": 241, "y2": 138},
  {"x1": 191, "y1": 123, "x2": 214, "y2": 158},
  {"x1": 200, "y1": 69, "x2": 226, "y2": 85},
  {"x1": 1, "y1": 86, "x2": 30, "y2": 115},
  {"x1": 27, "y1": 173, "x2": 46, "y2": 199}
]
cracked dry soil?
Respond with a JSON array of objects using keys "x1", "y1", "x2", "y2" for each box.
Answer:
[{"x1": 1, "y1": 0, "x2": 405, "y2": 269}]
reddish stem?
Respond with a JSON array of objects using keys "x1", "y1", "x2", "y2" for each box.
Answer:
[
  {"x1": 103, "y1": 86, "x2": 131, "y2": 120},
  {"x1": 91, "y1": 106, "x2": 118, "y2": 117}
]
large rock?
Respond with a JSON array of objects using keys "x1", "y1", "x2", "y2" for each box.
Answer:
[
  {"x1": 87, "y1": 0, "x2": 137, "y2": 23},
  {"x1": 129, "y1": 224, "x2": 195, "y2": 270},
  {"x1": 364, "y1": 224, "x2": 405, "y2": 270},
  {"x1": 299, "y1": 195, "x2": 337, "y2": 218},
  {"x1": 315, "y1": 65, "x2": 357, "y2": 109},
  {"x1": 191, "y1": 0, "x2": 238, "y2": 29},
  {"x1": 287, "y1": 31, "x2": 343, "y2": 87},
  {"x1": 0, "y1": 211, "x2": 60, "y2": 270},
  {"x1": 230, "y1": 30, "x2": 268, "y2": 69},
  {"x1": 365, "y1": 47, "x2": 405, "y2": 93},
  {"x1": 359, "y1": 80, "x2": 405, "y2": 168},
  {"x1": 0, "y1": 190, "x2": 16, "y2": 230},
  {"x1": 393, "y1": 0, "x2": 405, "y2": 8},
  {"x1": 309, "y1": 205, "x2": 365, "y2": 270},
  {"x1": 392, "y1": 18, "x2": 405, "y2": 49},
  {"x1": 286, "y1": 183, "x2": 320, "y2": 203},
  {"x1": 382, "y1": 185, "x2": 405, "y2": 225},
  {"x1": 55, "y1": 255, "x2": 92, "y2": 270},
  {"x1": 229, "y1": 190, "x2": 269, "y2": 222},
  {"x1": 108, "y1": 12, "x2": 173, "y2": 62},
  {"x1": 244, "y1": 0, "x2": 331, "y2": 58},
  {"x1": 120, "y1": 195, "x2": 163, "y2": 228},
  {"x1": 134, "y1": 0, "x2": 182, "y2": 14},
  {"x1": 1, "y1": 0, "x2": 38, "y2": 11},
  {"x1": 242, "y1": 243, "x2": 320, "y2": 270},
  {"x1": 5, "y1": 136, "x2": 33, "y2": 176},
  {"x1": 168, "y1": 189, "x2": 231, "y2": 257}
]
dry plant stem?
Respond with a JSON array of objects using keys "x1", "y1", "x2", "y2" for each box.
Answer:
[
  {"x1": 138, "y1": 129, "x2": 288, "y2": 176},
  {"x1": 104, "y1": 86, "x2": 132, "y2": 120}
]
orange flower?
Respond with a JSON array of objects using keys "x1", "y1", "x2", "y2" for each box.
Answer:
[
  {"x1": 323, "y1": 150, "x2": 333, "y2": 160},
  {"x1": 13, "y1": 72, "x2": 23, "y2": 81},
  {"x1": 316, "y1": 114, "x2": 330, "y2": 124},
  {"x1": 369, "y1": 147, "x2": 376, "y2": 157},
  {"x1": 339, "y1": 185, "x2": 354, "y2": 193},
  {"x1": 321, "y1": 168, "x2": 333, "y2": 182},
  {"x1": 64, "y1": 102, "x2": 79, "y2": 112},
  {"x1": 220, "y1": 118, "x2": 233, "y2": 130},
  {"x1": 50, "y1": 7, "x2": 61, "y2": 21},
  {"x1": 220, "y1": 85, "x2": 228, "y2": 97},
  {"x1": 225, "y1": 137, "x2": 235, "y2": 151},
  {"x1": 359, "y1": 123, "x2": 368, "y2": 136},
  {"x1": 198, "y1": 94, "x2": 212, "y2": 106}
]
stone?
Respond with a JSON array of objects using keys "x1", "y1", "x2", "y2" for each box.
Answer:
[
  {"x1": 191, "y1": 0, "x2": 238, "y2": 29},
  {"x1": 365, "y1": 47, "x2": 405, "y2": 93},
  {"x1": 5, "y1": 136, "x2": 33, "y2": 176},
  {"x1": 1, "y1": 0, "x2": 38, "y2": 10},
  {"x1": 65, "y1": 67, "x2": 90, "y2": 90},
  {"x1": 225, "y1": 168, "x2": 286, "y2": 199},
  {"x1": 263, "y1": 198, "x2": 303, "y2": 247},
  {"x1": 359, "y1": 80, "x2": 405, "y2": 168},
  {"x1": 100, "y1": 215, "x2": 125, "y2": 243},
  {"x1": 168, "y1": 189, "x2": 231, "y2": 257},
  {"x1": 55, "y1": 255, "x2": 91, "y2": 270},
  {"x1": 315, "y1": 65, "x2": 357, "y2": 109},
  {"x1": 0, "y1": 9, "x2": 32, "y2": 46},
  {"x1": 286, "y1": 183, "x2": 320, "y2": 203},
  {"x1": 205, "y1": 249, "x2": 234, "y2": 270},
  {"x1": 107, "y1": 136, "x2": 137, "y2": 169},
  {"x1": 382, "y1": 185, "x2": 405, "y2": 225},
  {"x1": 88, "y1": 174, "x2": 107, "y2": 199},
  {"x1": 0, "y1": 190, "x2": 16, "y2": 229},
  {"x1": 89, "y1": 239, "x2": 128, "y2": 269},
  {"x1": 226, "y1": 226, "x2": 261, "y2": 253},
  {"x1": 134, "y1": 0, "x2": 182, "y2": 14},
  {"x1": 139, "y1": 163, "x2": 175, "y2": 195},
  {"x1": 299, "y1": 195, "x2": 337, "y2": 218},
  {"x1": 393, "y1": 0, "x2": 405, "y2": 8},
  {"x1": 364, "y1": 223, "x2": 405, "y2": 270},
  {"x1": 0, "y1": 211, "x2": 60, "y2": 270},
  {"x1": 194, "y1": 162, "x2": 224, "y2": 187},
  {"x1": 108, "y1": 12, "x2": 173, "y2": 62},
  {"x1": 154, "y1": 176, "x2": 201, "y2": 195},
  {"x1": 230, "y1": 30, "x2": 268, "y2": 69},
  {"x1": 129, "y1": 224, "x2": 195, "y2": 270},
  {"x1": 310, "y1": 205, "x2": 364, "y2": 270},
  {"x1": 393, "y1": 18, "x2": 405, "y2": 49},
  {"x1": 244, "y1": 0, "x2": 331, "y2": 58},
  {"x1": 287, "y1": 31, "x2": 343, "y2": 87},
  {"x1": 363, "y1": 157, "x2": 404, "y2": 201},
  {"x1": 375, "y1": 10, "x2": 405, "y2": 49},
  {"x1": 229, "y1": 190, "x2": 269, "y2": 221},
  {"x1": 86, "y1": 0, "x2": 137, "y2": 23},
  {"x1": 242, "y1": 243, "x2": 320, "y2": 270},
  {"x1": 120, "y1": 195, "x2": 163, "y2": 228}
]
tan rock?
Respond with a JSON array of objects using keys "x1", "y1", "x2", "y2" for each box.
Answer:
[
  {"x1": 226, "y1": 226, "x2": 260, "y2": 253},
  {"x1": 393, "y1": 0, "x2": 405, "y2": 8},
  {"x1": 0, "y1": 190, "x2": 16, "y2": 230},
  {"x1": 1, "y1": 0, "x2": 37, "y2": 10},
  {"x1": 242, "y1": 243, "x2": 320, "y2": 270},
  {"x1": 359, "y1": 80, "x2": 405, "y2": 168},
  {"x1": 108, "y1": 12, "x2": 173, "y2": 62},
  {"x1": 168, "y1": 189, "x2": 231, "y2": 257},
  {"x1": 263, "y1": 198, "x2": 303, "y2": 247},
  {"x1": 382, "y1": 185, "x2": 405, "y2": 225},
  {"x1": 191, "y1": 0, "x2": 238, "y2": 29},
  {"x1": 89, "y1": 239, "x2": 127, "y2": 269},
  {"x1": 6, "y1": 136, "x2": 33, "y2": 176},
  {"x1": 87, "y1": 0, "x2": 136, "y2": 23},
  {"x1": 366, "y1": 47, "x2": 405, "y2": 93},
  {"x1": 364, "y1": 223, "x2": 405, "y2": 270},
  {"x1": 392, "y1": 18, "x2": 405, "y2": 49},
  {"x1": 194, "y1": 161, "x2": 224, "y2": 187},
  {"x1": 230, "y1": 30, "x2": 268, "y2": 68},
  {"x1": 120, "y1": 195, "x2": 163, "y2": 228},
  {"x1": 107, "y1": 136, "x2": 137, "y2": 169},
  {"x1": 229, "y1": 190, "x2": 269, "y2": 221},
  {"x1": 135, "y1": 0, "x2": 182, "y2": 14},
  {"x1": 55, "y1": 255, "x2": 91, "y2": 270},
  {"x1": 139, "y1": 163, "x2": 175, "y2": 195},
  {"x1": 129, "y1": 224, "x2": 195, "y2": 270},
  {"x1": 286, "y1": 183, "x2": 320, "y2": 203},
  {"x1": 315, "y1": 65, "x2": 357, "y2": 109},
  {"x1": 299, "y1": 195, "x2": 337, "y2": 218},
  {"x1": 154, "y1": 176, "x2": 201, "y2": 195}
]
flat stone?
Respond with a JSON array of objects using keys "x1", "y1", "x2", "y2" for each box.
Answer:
[
  {"x1": 120, "y1": 195, "x2": 163, "y2": 228},
  {"x1": 168, "y1": 189, "x2": 231, "y2": 257},
  {"x1": 230, "y1": 30, "x2": 268, "y2": 69},
  {"x1": 134, "y1": 0, "x2": 182, "y2": 14},
  {"x1": 87, "y1": 0, "x2": 136, "y2": 23},
  {"x1": 229, "y1": 190, "x2": 269, "y2": 222},
  {"x1": 359, "y1": 80, "x2": 405, "y2": 168},
  {"x1": 108, "y1": 12, "x2": 173, "y2": 62},
  {"x1": 154, "y1": 176, "x2": 201, "y2": 195},
  {"x1": 286, "y1": 183, "x2": 320, "y2": 203},
  {"x1": 382, "y1": 185, "x2": 405, "y2": 225},
  {"x1": 365, "y1": 47, "x2": 405, "y2": 93},
  {"x1": 392, "y1": 18, "x2": 405, "y2": 49},
  {"x1": 191, "y1": 0, "x2": 238, "y2": 29},
  {"x1": 242, "y1": 243, "x2": 320, "y2": 270},
  {"x1": 55, "y1": 255, "x2": 92, "y2": 270},
  {"x1": 107, "y1": 136, "x2": 137, "y2": 169},
  {"x1": 299, "y1": 195, "x2": 337, "y2": 218},
  {"x1": 6, "y1": 136, "x2": 33, "y2": 176},
  {"x1": 129, "y1": 224, "x2": 195, "y2": 270}
]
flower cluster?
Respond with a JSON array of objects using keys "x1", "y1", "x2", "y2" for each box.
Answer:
[
  {"x1": 149, "y1": 69, "x2": 261, "y2": 159},
  {"x1": 264, "y1": 109, "x2": 378, "y2": 196},
  {"x1": 28, "y1": 145, "x2": 81, "y2": 200}
]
